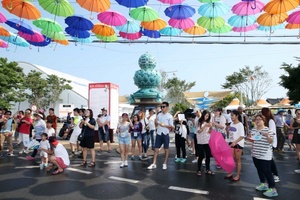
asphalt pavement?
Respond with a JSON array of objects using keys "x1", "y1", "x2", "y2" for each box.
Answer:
[{"x1": 0, "y1": 135, "x2": 299, "y2": 200}]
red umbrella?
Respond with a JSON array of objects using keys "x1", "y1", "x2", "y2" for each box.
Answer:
[
  {"x1": 119, "y1": 31, "x2": 142, "y2": 40},
  {"x1": 208, "y1": 130, "x2": 236, "y2": 173}
]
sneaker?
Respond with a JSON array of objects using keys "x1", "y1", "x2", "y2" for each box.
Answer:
[
  {"x1": 147, "y1": 164, "x2": 157, "y2": 170},
  {"x1": 69, "y1": 153, "x2": 75, "y2": 158},
  {"x1": 216, "y1": 165, "x2": 221, "y2": 169},
  {"x1": 44, "y1": 163, "x2": 48, "y2": 167},
  {"x1": 39, "y1": 163, "x2": 44, "y2": 170},
  {"x1": 120, "y1": 162, "x2": 124, "y2": 168},
  {"x1": 263, "y1": 188, "x2": 278, "y2": 197},
  {"x1": 139, "y1": 155, "x2": 142, "y2": 160},
  {"x1": 143, "y1": 153, "x2": 148, "y2": 158},
  {"x1": 124, "y1": 160, "x2": 128, "y2": 167},
  {"x1": 192, "y1": 158, "x2": 198, "y2": 163},
  {"x1": 295, "y1": 169, "x2": 300, "y2": 174},
  {"x1": 255, "y1": 183, "x2": 269, "y2": 191},
  {"x1": 7, "y1": 152, "x2": 14, "y2": 156},
  {"x1": 19, "y1": 149, "x2": 25, "y2": 154},
  {"x1": 24, "y1": 149, "x2": 30, "y2": 154},
  {"x1": 162, "y1": 164, "x2": 167, "y2": 170},
  {"x1": 131, "y1": 155, "x2": 135, "y2": 160},
  {"x1": 273, "y1": 175, "x2": 280, "y2": 183},
  {"x1": 26, "y1": 156, "x2": 34, "y2": 161},
  {"x1": 180, "y1": 158, "x2": 186, "y2": 163},
  {"x1": 175, "y1": 158, "x2": 181, "y2": 163}
]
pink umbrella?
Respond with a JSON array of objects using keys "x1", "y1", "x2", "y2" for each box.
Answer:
[
  {"x1": 119, "y1": 31, "x2": 142, "y2": 40},
  {"x1": 0, "y1": 39, "x2": 8, "y2": 48},
  {"x1": 168, "y1": 18, "x2": 194, "y2": 29},
  {"x1": 287, "y1": 10, "x2": 300, "y2": 24},
  {"x1": 18, "y1": 30, "x2": 45, "y2": 42},
  {"x1": 232, "y1": 24, "x2": 258, "y2": 32},
  {"x1": 232, "y1": 1, "x2": 265, "y2": 16},
  {"x1": 97, "y1": 11, "x2": 127, "y2": 26},
  {"x1": 0, "y1": 11, "x2": 7, "y2": 23},
  {"x1": 158, "y1": 0, "x2": 185, "y2": 5},
  {"x1": 208, "y1": 130, "x2": 236, "y2": 173}
]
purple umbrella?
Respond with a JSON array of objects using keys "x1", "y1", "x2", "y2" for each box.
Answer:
[
  {"x1": 5, "y1": 19, "x2": 34, "y2": 35},
  {"x1": 164, "y1": 4, "x2": 195, "y2": 19}
]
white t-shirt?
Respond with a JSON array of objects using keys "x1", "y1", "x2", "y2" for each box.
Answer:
[
  {"x1": 140, "y1": 118, "x2": 148, "y2": 134},
  {"x1": 228, "y1": 122, "x2": 245, "y2": 147},
  {"x1": 251, "y1": 127, "x2": 274, "y2": 160},
  {"x1": 148, "y1": 115, "x2": 156, "y2": 131},
  {"x1": 40, "y1": 140, "x2": 50, "y2": 156},
  {"x1": 54, "y1": 143, "x2": 70, "y2": 166},
  {"x1": 47, "y1": 128, "x2": 55, "y2": 137},
  {"x1": 34, "y1": 119, "x2": 46, "y2": 140},
  {"x1": 268, "y1": 119, "x2": 277, "y2": 148},
  {"x1": 213, "y1": 115, "x2": 226, "y2": 133},
  {"x1": 73, "y1": 116, "x2": 82, "y2": 135},
  {"x1": 196, "y1": 122, "x2": 210, "y2": 144},
  {"x1": 156, "y1": 112, "x2": 173, "y2": 135}
]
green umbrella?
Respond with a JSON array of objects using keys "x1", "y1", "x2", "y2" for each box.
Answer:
[
  {"x1": 130, "y1": 6, "x2": 159, "y2": 22},
  {"x1": 33, "y1": 18, "x2": 63, "y2": 32},
  {"x1": 208, "y1": 24, "x2": 232, "y2": 34},
  {"x1": 41, "y1": 30, "x2": 66, "y2": 40},
  {"x1": 198, "y1": 0, "x2": 220, "y2": 3},
  {"x1": 197, "y1": 16, "x2": 225, "y2": 30},
  {"x1": 96, "y1": 34, "x2": 117, "y2": 42},
  {"x1": 38, "y1": 0, "x2": 74, "y2": 19}
]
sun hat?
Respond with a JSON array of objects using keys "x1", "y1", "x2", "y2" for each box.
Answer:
[{"x1": 276, "y1": 108, "x2": 286, "y2": 114}]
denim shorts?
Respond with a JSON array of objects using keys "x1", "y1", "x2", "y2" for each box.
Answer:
[
  {"x1": 131, "y1": 133, "x2": 142, "y2": 140},
  {"x1": 189, "y1": 132, "x2": 195, "y2": 140},
  {"x1": 98, "y1": 127, "x2": 110, "y2": 142},
  {"x1": 155, "y1": 134, "x2": 170, "y2": 149},
  {"x1": 118, "y1": 136, "x2": 131, "y2": 145}
]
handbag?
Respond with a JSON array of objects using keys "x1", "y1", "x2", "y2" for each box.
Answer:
[{"x1": 77, "y1": 126, "x2": 86, "y2": 142}]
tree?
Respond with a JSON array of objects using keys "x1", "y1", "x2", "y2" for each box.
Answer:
[
  {"x1": 46, "y1": 74, "x2": 72, "y2": 109},
  {"x1": 222, "y1": 66, "x2": 272, "y2": 106},
  {"x1": 0, "y1": 58, "x2": 26, "y2": 109},
  {"x1": 213, "y1": 92, "x2": 243, "y2": 109},
  {"x1": 279, "y1": 58, "x2": 300, "y2": 102},
  {"x1": 171, "y1": 102, "x2": 189, "y2": 115}
]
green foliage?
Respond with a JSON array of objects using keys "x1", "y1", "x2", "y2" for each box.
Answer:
[
  {"x1": 0, "y1": 58, "x2": 26, "y2": 109},
  {"x1": 171, "y1": 102, "x2": 189, "y2": 115},
  {"x1": 279, "y1": 58, "x2": 300, "y2": 102},
  {"x1": 213, "y1": 92, "x2": 242, "y2": 108}
]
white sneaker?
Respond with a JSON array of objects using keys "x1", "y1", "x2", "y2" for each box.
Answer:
[
  {"x1": 162, "y1": 164, "x2": 167, "y2": 170},
  {"x1": 273, "y1": 175, "x2": 280, "y2": 182},
  {"x1": 147, "y1": 164, "x2": 157, "y2": 170},
  {"x1": 124, "y1": 160, "x2": 128, "y2": 167},
  {"x1": 295, "y1": 169, "x2": 300, "y2": 174},
  {"x1": 192, "y1": 158, "x2": 198, "y2": 163},
  {"x1": 39, "y1": 164, "x2": 44, "y2": 170},
  {"x1": 120, "y1": 162, "x2": 124, "y2": 168},
  {"x1": 19, "y1": 149, "x2": 25, "y2": 154}
]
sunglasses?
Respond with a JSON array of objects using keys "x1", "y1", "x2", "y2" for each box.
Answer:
[{"x1": 161, "y1": 106, "x2": 166, "y2": 108}]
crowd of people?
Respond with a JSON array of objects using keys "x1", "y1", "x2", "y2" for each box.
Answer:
[{"x1": 1, "y1": 103, "x2": 300, "y2": 198}]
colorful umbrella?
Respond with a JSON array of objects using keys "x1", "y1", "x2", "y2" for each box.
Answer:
[
  {"x1": 92, "y1": 23, "x2": 115, "y2": 36},
  {"x1": 65, "y1": 15, "x2": 94, "y2": 31},
  {"x1": 116, "y1": 20, "x2": 140, "y2": 34},
  {"x1": 257, "y1": 12, "x2": 288, "y2": 26},
  {"x1": 65, "y1": 27, "x2": 90, "y2": 38},
  {"x1": 287, "y1": 10, "x2": 300, "y2": 24},
  {"x1": 0, "y1": 11, "x2": 7, "y2": 23},
  {"x1": 0, "y1": 39, "x2": 8, "y2": 48},
  {"x1": 76, "y1": 0, "x2": 110, "y2": 13},
  {"x1": 232, "y1": 24, "x2": 258, "y2": 32},
  {"x1": 142, "y1": 29, "x2": 161, "y2": 38},
  {"x1": 0, "y1": 26, "x2": 10, "y2": 36},
  {"x1": 168, "y1": 18, "x2": 194, "y2": 29},
  {"x1": 228, "y1": 15, "x2": 256, "y2": 27},
  {"x1": 208, "y1": 24, "x2": 232, "y2": 34},
  {"x1": 164, "y1": 4, "x2": 195, "y2": 19},
  {"x1": 140, "y1": 18, "x2": 167, "y2": 30},
  {"x1": 116, "y1": 0, "x2": 148, "y2": 8},
  {"x1": 208, "y1": 130, "x2": 236, "y2": 173},
  {"x1": 264, "y1": 0, "x2": 298, "y2": 14},
  {"x1": 0, "y1": 32, "x2": 29, "y2": 47},
  {"x1": 18, "y1": 30, "x2": 45, "y2": 42},
  {"x1": 130, "y1": 6, "x2": 159, "y2": 22},
  {"x1": 41, "y1": 30, "x2": 66, "y2": 40},
  {"x1": 54, "y1": 39, "x2": 69, "y2": 45},
  {"x1": 232, "y1": 1, "x2": 265, "y2": 16},
  {"x1": 158, "y1": 0, "x2": 185, "y2": 4},
  {"x1": 96, "y1": 34, "x2": 118, "y2": 42},
  {"x1": 2, "y1": 0, "x2": 41, "y2": 20},
  {"x1": 28, "y1": 36, "x2": 51, "y2": 47},
  {"x1": 199, "y1": 0, "x2": 220, "y2": 3},
  {"x1": 119, "y1": 31, "x2": 142, "y2": 40},
  {"x1": 38, "y1": 0, "x2": 74, "y2": 20},
  {"x1": 71, "y1": 36, "x2": 93, "y2": 43},
  {"x1": 198, "y1": 2, "x2": 230, "y2": 18},
  {"x1": 257, "y1": 23, "x2": 285, "y2": 31},
  {"x1": 183, "y1": 24, "x2": 206, "y2": 35},
  {"x1": 5, "y1": 19, "x2": 34, "y2": 35},
  {"x1": 159, "y1": 26, "x2": 181, "y2": 36},
  {"x1": 197, "y1": 16, "x2": 225, "y2": 29},
  {"x1": 97, "y1": 11, "x2": 127, "y2": 26},
  {"x1": 33, "y1": 18, "x2": 63, "y2": 33},
  {"x1": 285, "y1": 23, "x2": 300, "y2": 29}
]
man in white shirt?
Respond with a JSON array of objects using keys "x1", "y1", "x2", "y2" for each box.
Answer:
[
  {"x1": 98, "y1": 108, "x2": 111, "y2": 152},
  {"x1": 148, "y1": 102, "x2": 174, "y2": 170}
]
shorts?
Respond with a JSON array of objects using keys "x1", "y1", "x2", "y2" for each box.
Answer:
[
  {"x1": 118, "y1": 136, "x2": 131, "y2": 145},
  {"x1": 98, "y1": 127, "x2": 110, "y2": 142},
  {"x1": 18, "y1": 133, "x2": 29, "y2": 144},
  {"x1": 155, "y1": 134, "x2": 170, "y2": 149},
  {"x1": 229, "y1": 142, "x2": 244, "y2": 149},
  {"x1": 189, "y1": 132, "x2": 195, "y2": 140},
  {"x1": 80, "y1": 136, "x2": 95, "y2": 149},
  {"x1": 69, "y1": 132, "x2": 80, "y2": 144},
  {"x1": 40, "y1": 151, "x2": 48, "y2": 158},
  {"x1": 14, "y1": 131, "x2": 19, "y2": 138},
  {"x1": 131, "y1": 133, "x2": 142, "y2": 140},
  {"x1": 56, "y1": 157, "x2": 68, "y2": 169}
]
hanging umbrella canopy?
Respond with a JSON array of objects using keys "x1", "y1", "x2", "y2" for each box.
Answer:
[
  {"x1": 257, "y1": 12, "x2": 288, "y2": 26},
  {"x1": 54, "y1": 39, "x2": 69, "y2": 45},
  {"x1": 285, "y1": 23, "x2": 300, "y2": 29},
  {"x1": 71, "y1": 36, "x2": 93, "y2": 43},
  {"x1": 164, "y1": 4, "x2": 196, "y2": 19},
  {"x1": 116, "y1": 20, "x2": 140, "y2": 34},
  {"x1": 0, "y1": 32, "x2": 29, "y2": 47},
  {"x1": 198, "y1": 2, "x2": 230, "y2": 18},
  {"x1": 141, "y1": 18, "x2": 167, "y2": 30},
  {"x1": 97, "y1": 11, "x2": 127, "y2": 26},
  {"x1": 33, "y1": 18, "x2": 63, "y2": 32},
  {"x1": 232, "y1": 24, "x2": 258, "y2": 32},
  {"x1": 257, "y1": 23, "x2": 284, "y2": 31},
  {"x1": 168, "y1": 18, "x2": 194, "y2": 29},
  {"x1": 183, "y1": 24, "x2": 206, "y2": 35},
  {"x1": 76, "y1": 0, "x2": 110, "y2": 13},
  {"x1": 38, "y1": 0, "x2": 75, "y2": 18},
  {"x1": 264, "y1": 0, "x2": 298, "y2": 14},
  {"x1": 92, "y1": 23, "x2": 115, "y2": 36},
  {"x1": 2, "y1": 0, "x2": 41, "y2": 20},
  {"x1": 158, "y1": 0, "x2": 185, "y2": 4},
  {"x1": 232, "y1": 0, "x2": 265, "y2": 16},
  {"x1": 41, "y1": 30, "x2": 66, "y2": 40},
  {"x1": 96, "y1": 34, "x2": 118, "y2": 42},
  {"x1": 0, "y1": 26, "x2": 10, "y2": 36},
  {"x1": 209, "y1": 24, "x2": 232, "y2": 34},
  {"x1": 199, "y1": 0, "x2": 220, "y2": 3},
  {"x1": 5, "y1": 19, "x2": 34, "y2": 35},
  {"x1": 142, "y1": 29, "x2": 161, "y2": 38},
  {"x1": 0, "y1": 38, "x2": 8, "y2": 48},
  {"x1": 28, "y1": 36, "x2": 51, "y2": 47},
  {"x1": 228, "y1": 15, "x2": 256, "y2": 27},
  {"x1": 19, "y1": 30, "x2": 45, "y2": 42},
  {"x1": 116, "y1": 0, "x2": 148, "y2": 8},
  {"x1": 0, "y1": 11, "x2": 7, "y2": 23},
  {"x1": 197, "y1": 16, "x2": 225, "y2": 29},
  {"x1": 159, "y1": 26, "x2": 181, "y2": 36},
  {"x1": 65, "y1": 15, "x2": 94, "y2": 31},
  {"x1": 287, "y1": 10, "x2": 300, "y2": 24},
  {"x1": 130, "y1": 6, "x2": 159, "y2": 22},
  {"x1": 65, "y1": 27, "x2": 90, "y2": 38},
  {"x1": 119, "y1": 31, "x2": 142, "y2": 40}
]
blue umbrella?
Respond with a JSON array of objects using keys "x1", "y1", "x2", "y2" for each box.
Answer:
[
  {"x1": 71, "y1": 36, "x2": 93, "y2": 43},
  {"x1": 198, "y1": 2, "x2": 230, "y2": 18},
  {"x1": 257, "y1": 23, "x2": 285, "y2": 32},
  {"x1": 0, "y1": 32, "x2": 29, "y2": 47},
  {"x1": 116, "y1": 20, "x2": 140, "y2": 34},
  {"x1": 65, "y1": 15, "x2": 94, "y2": 31},
  {"x1": 228, "y1": 15, "x2": 256, "y2": 27},
  {"x1": 116, "y1": 0, "x2": 149, "y2": 8},
  {"x1": 164, "y1": 4, "x2": 195, "y2": 19},
  {"x1": 160, "y1": 26, "x2": 181, "y2": 36},
  {"x1": 5, "y1": 19, "x2": 34, "y2": 35},
  {"x1": 65, "y1": 27, "x2": 90, "y2": 38},
  {"x1": 28, "y1": 36, "x2": 51, "y2": 47},
  {"x1": 142, "y1": 29, "x2": 161, "y2": 38}
]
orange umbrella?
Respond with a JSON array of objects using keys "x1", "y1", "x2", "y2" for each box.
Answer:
[
  {"x1": 2, "y1": 0, "x2": 41, "y2": 20},
  {"x1": 0, "y1": 26, "x2": 10, "y2": 36},
  {"x1": 257, "y1": 12, "x2": 288, "y2": 26},
  {"x1": 54, "y1": 39, "x2": 69, "y2": 46},
  {"x1": 264, "y1": 0, "x2": 298, "y2": 14},
  {"x1": 285, "y1": 23, "x2": 300, "y2": 29},
  {"x1": 141, "y1": 18, "x2": 167, "y2": 30},
  {"x1": 91, "y1": 23, "x2": 115, "y2": 36},
  {"x1": 76, "y1": 0, "x2": 110, "y2": 18},
  {"x1": 183, "y1": 24, "x2": 206, "y2": 35}
]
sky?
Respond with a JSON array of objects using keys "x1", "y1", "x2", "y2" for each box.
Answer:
[{"x1": 1, "y1": 0, "x2": 300, "y2": 100}]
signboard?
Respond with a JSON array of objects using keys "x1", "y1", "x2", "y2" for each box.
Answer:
[{"x1": 58, "y1": 104, "x2": 74, "y2": 119}]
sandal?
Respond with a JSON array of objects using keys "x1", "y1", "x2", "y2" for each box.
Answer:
[
  {"x1": 46, "y1": 165, "x2": 53, "y2": 172},
  {"x1": 52, "y1": 169, "x2": 63, "y2": 175},
  {"x1": 196, "y1": 171, "x2": 202, "y2": 176},
  {"x1": 80, "y1": 161, "x2": 87, "y2": 166},
  {"x1": 205, "y1": 170, "x2": 215, "y2": 175},
  {"x1": 224, "y1": 174, "x2": 233, "y2": 179},
  {"x1": 88, "y1": 161, "x2": 95, "y2": 167}
]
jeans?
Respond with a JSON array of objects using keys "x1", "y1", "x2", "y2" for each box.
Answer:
[
  {"x1": 197, "y1": 144, "x2": 211, "y2": 171},
  {"x1": 31, "y1": 139, "x2": 41, "y2": 157},
  {"x1": 175, "y1": 134, "x2": 186, "y2": 158},
  {"x1": 252, "y1": 157, "x2": 275, "y2": 188},
  {"x1": 142, "y1": 133, "x2": 149, "y2": 153},
  {"x1": 149, "y1": 130, "x2": 155, "y2": 150},
  {"x1": 271, "y1": 158, "x2": 279, "y2": 176},
  {"x1": 276, "y1": 127, "x2": 285, "y2": 150}
]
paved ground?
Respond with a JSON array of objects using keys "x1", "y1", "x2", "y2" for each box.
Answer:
[{"x1": 0, "y1": 135, "x2": 299, "y2": 200}]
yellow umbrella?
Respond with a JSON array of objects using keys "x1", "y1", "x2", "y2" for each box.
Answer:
[
  {"x1": 91, "y1": 23, "x2": 115, "y2": 36},
  {"x1": 0, "y1": 26, "x2": 10, "y2": 36},
  {"x1": 141, "y1": 18, "x2": 167, "y2": 30},
  {"x1": 257, "y1": 12, "x2": 288, "y2": 26},
  {"x1": 183, "y1": 24, "x2": 206, "y2": 35},
  {"x1": 264, "y1": 0, "x2": 298, "y2": 14}
]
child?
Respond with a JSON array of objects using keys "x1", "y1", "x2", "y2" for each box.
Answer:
[
  {"x1": 174, "y1": 112, "x2": 188, "y2": 163},
  {"x1": 39, "y1": 133, "x2": 50, "y2": 169},
  {"x1": 46, "y1": 121, "x2": 55, "y2": 137}
]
